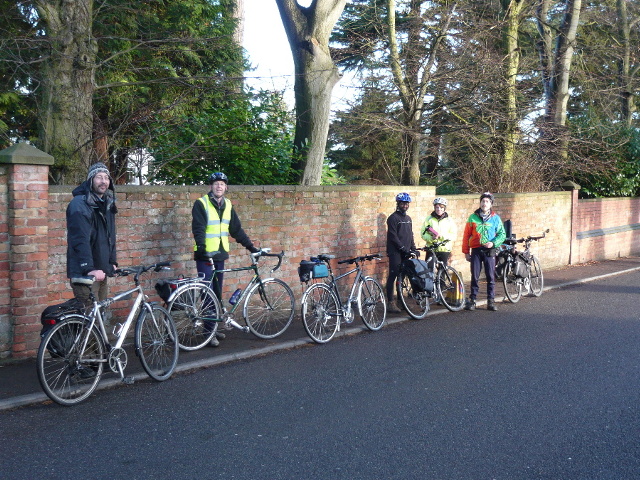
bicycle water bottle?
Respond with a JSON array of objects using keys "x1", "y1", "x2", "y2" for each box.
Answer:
[{"x1": 229, "y1": 288, "x2": 242, "y2": 305}]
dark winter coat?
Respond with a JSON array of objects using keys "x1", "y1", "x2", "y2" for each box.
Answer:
[
  {"x1": 66, "y1": 180, "x2": 117, "y2": 278},
  {"x1": 386, "y1": 209, "x2": 416, "y2": 255}
]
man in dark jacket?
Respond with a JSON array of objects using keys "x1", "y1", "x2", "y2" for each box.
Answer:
[
  {"x1": 192, "y1": 172, "x2": 260, "y2": 346},
  {"x1": 66, "y1": 162, "x2": 118, "y2": 305},
  {"x1": 386, "y1": 192, "x2": 416, "y2": 313}
]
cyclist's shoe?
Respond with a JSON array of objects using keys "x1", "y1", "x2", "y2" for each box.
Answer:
[
  {"x1": 464, "y1": 298, "x2": 476, "y2": 311},
  {"x1": 215, "y1": 332, "x2": 226, "y2": 340},
  {"x1": 209, "y1": 336, "x2": 220, "y2": 347},
  {"x1": 487, "y1": 299, "x2": 497, "y2": 311}
]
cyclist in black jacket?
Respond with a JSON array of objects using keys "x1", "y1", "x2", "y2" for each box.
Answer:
[
  {"x1": 386, "y1": 193, "x2": 416, "y2": 313},
  {"x1": 66, "y1": 162, "x2": 118, "y2": 306}
]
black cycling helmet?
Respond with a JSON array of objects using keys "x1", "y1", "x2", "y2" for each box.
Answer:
[
  {"x1": 208, "y1": 172, "x2": 228, "y2": 184},
  {"x1": 395, "y1": 192, "x2": 412, "y2": 203},
  {"x1": 479, "y1": 191, "x2": 494, "y2": 203}
]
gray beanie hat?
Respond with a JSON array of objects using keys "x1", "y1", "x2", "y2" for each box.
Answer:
[{"x1": 87, "y1": 162, "x2": 110, "y2": 181}]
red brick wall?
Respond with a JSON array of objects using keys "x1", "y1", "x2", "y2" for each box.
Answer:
[
  {"x1": 573, "y1": 197, "x2": 640, "y2": 263},
  {"x1": 1, "y1": 179, "x2": 639, "y2": 359}
]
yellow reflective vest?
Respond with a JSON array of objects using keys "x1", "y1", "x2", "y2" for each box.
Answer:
[{"x1": 194, "y1": 196, "x2": 232, "y2": 253}]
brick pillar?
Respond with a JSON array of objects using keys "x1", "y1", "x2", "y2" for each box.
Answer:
[
  {"x1": 561, "y1": 181, "x2": 581, "y2": 266},
  {"x1": 0, "y1": 143, "x2": 54, "y2": 358}
]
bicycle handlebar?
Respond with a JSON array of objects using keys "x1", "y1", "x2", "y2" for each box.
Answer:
[
  {"x1": 251, "y1": 249, "x2": 285, "y2": 272},
  {"x1": 337, "y1": 253, "x2": 383, "y2": 265},
  {"x1": 115, "y1": 261, "x2": 172, "y2": 284}
]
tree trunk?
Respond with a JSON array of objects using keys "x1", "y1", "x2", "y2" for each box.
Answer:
[
  {"x1": 35, "y1": 0, "x2": 96, "y2": 183},
  {"x1": 616, "y1": 0, "x2": 637, "y2": 127},
  {"x1": 501, "y1": 0, "x2": 525, "y2": 173},
  {"x1": 387, "y1": 0, "x2": 456, "y2": 186},
  {"x1": 276, "y1": 0, "x2": 346, "y2": 185},
  {"x1": 536, "y1": 0, "x2": 582, "y2": 163}
]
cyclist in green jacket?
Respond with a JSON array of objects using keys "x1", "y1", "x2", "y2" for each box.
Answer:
[{"x1": 462, "y1": 192, "x2": 506, "y2": 311}]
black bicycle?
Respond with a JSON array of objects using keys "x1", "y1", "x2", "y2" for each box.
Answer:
[
  {"x1": 500, "y1": 230, "x2": 548, "y2": 303},
  {"x1": 397, "y1": 240, "x2": 465, "y2": 320}
]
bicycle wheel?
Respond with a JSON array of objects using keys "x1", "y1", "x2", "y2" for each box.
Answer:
[
  {"x1": 358, "y1": 276, "x2": 386, "y2": 331},
  {"x1": 167, "y1": 283, "x2": 220, "y2": 351},
  {"x1": 529, "y1": 255, "x2": 544, "y2": 297},
  {"x1": 503, "y1": 260, "x2": 523, "y2": 303},
  {"x1": 37, "y1": 315, "x2": 104, "y2": 406},
  {"x1": 436, "y1": 266, "x2": 465, "y2": 312},
  {"x1": 397, "y1": 272, "x2": 430, "y2": 320},
  {"x1": 135, "y1": 304, "x2": 179, "y2": 381},
  {"x1": 301, "y1": 283, "x2": 340, "y2": 343},
  {"x1": 243, "y1": 278, "x2": 295, "y2": 339}
]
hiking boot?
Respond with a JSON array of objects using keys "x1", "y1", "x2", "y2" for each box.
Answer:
[
  {"x1": 215, "y1": 331, "x2": 226, "y2": 340},
  {"x1": 209, "y1": 335, "x2": 220, "y2": 347},
  {"x1": 487, "y1": 299, "x2": 498, "y2": 311},
  {"x1": 464, "y1": 298, "x2": 476, "y2": 311}
]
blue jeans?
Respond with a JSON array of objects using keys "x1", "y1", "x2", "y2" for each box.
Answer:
[{"x1": 469, "y1": 248, "x2": 496, "y2": 300}]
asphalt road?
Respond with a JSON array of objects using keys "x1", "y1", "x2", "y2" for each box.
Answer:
[{"x1": 1, "y1": 270, "x2": 639, "y2": 480}]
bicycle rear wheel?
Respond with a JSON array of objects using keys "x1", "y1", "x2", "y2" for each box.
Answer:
[
  {"x1": 167, "y1": 283, "x2": 220, "y2": 351},
  {"x1": 358, "y1": 276, "x2": 386, "y2": 331},
  {"x1": 529, "y1": 255, "x2": 544, "y2": 297},
  {"x1": 37, "y1": 316, "x2": 104, "y2": 406},
  {"x1": 397, "y1": 272, "x2": 430, "y2": 320},
  {"x1": 135, "y1": 304, "x2": 179, "y2": 381},
  {"x1": 436, "y1": 266, "x2": 465, "y2": 312},
  {"x1": 244, "y1": 278, "x2": 295, "y2": 339},
  {"x1": 503, "y1": 261, "x2": 523, "y2": 303},
  {"x1": 301, "y1": 283, "x2": 340, "y2": 343}
]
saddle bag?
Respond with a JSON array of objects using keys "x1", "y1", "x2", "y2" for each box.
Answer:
[{"x1": 403, "y1": 258, "x2": 434, "y2": 293}]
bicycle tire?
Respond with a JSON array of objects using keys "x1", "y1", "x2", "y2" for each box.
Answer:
[
  {"x1": 437, "y1": 266, "x2": 465, "y2": 312},
  {"x1": 503, "y1": 260, "x2": 523, "y2": 303},
  {"x1": 37, "y1": 315, "x2": 104, "y2": 406},
  {"x1": 301, "y1": 283, "x2": 340, "y2": 343},
  {"x1": 135, "y1": 304, "x2": 179, "y2": 382},
  {"x1": 243, "y1": 278, "x2": 295, "y2": 339},
  {"x1": 529, "y1": 255, "x2": 544, "y2": 297},
  {"x1": 397, "y1": 272, "x2": 430, "y2": 320},
  {"x1": 358, "y1": 276, "x2": 386, "y2": 331},
  {"x1": 167, "y1": 283, "x2": 220, "y2": 351}
]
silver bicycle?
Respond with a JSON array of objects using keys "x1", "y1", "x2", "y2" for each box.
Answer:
[{"x1": 37, "y1": 262, "x2": 179, "y2": 406}]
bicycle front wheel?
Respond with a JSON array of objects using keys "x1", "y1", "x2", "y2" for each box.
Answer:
[
  {"x1": 168, "y1": 283, "x2": 220, "y2": 351},
  {"x1": 37, "y1": 316, "x2": 104, "y2": 406},
  {"x1": 397, "y1": 272, "x2": 430, "y2": 320},
  {"x1": 503, "y1": 261, "x2": 523, "y2": 303},
  {"x1": 358, "y1": 276, "x2": 386, "y2": 331},
  {"x1": 135, "y1": 304, "x2": 179, "y2": 381},
  {"x1": 529, "y1": 255, "x2": 544, "y2": 297},
  {"x1": 301, "y1": 283, "x2": 340, "y2": 343},
  {"x1": 244, "y1": 278, "x2": 295, "y2": 339},
  {"x1": 436, "y1": 266, "x2": 465, "y2": 312}
]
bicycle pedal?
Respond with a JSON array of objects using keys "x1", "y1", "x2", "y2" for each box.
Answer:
[{"x1": 122, "y1": 376, "x2": 135, "y2": 385}]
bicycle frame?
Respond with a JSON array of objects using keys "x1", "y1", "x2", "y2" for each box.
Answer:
[{"x1": 326, "y1": 264, "x2": 364, "y2": 313}]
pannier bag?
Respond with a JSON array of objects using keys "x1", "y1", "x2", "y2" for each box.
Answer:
[
  {"x1": 154, "y1": 277, "x2": 194, "y2": 303},
  {"x1": 40, "y1": 298, "x2": 85, "y2": 338},
  {"x1": 513, "y1": 254, "x2": 529, "y2": 278},
  {"x1": 298, "y1": 260, "x2": 330, "y2": 282},
  {"x1": 40, "y1": 298, "x2": 85, "y2": 358},
  {"x1": 404, "y1": 258, "x2": 434, "y2": 293},
  {"x1": 298, "y1": 260, "x2": 316, "y2": 283}
]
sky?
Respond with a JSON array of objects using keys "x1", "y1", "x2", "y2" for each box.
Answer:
[{"x1": 242, "y1": 0, "x2": 355, "y2": 110}]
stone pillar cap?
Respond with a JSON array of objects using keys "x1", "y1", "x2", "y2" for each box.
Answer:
[{"x1": 0, "y1": 143, "x2": 54, "y2": 165}]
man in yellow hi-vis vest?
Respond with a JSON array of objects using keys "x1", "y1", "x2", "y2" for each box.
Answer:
[{"x1": 192, "y1": 172, "x2": 260, "y2": 346}]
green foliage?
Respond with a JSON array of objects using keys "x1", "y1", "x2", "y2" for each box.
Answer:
[
  {"x1": 321, "y1": 162, "x2": 347, "y2": 185},
  {"x1": 569, "y1": 120, "x2": 640, "y2": 198},
  {"x1": 149, "y1": 89, "x2": 297, "y2": 185}
]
